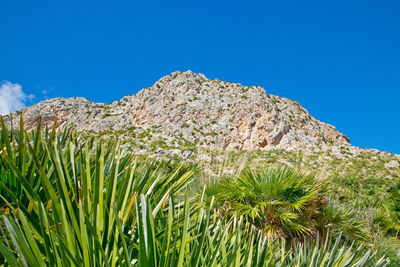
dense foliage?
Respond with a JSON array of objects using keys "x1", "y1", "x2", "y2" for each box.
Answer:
[
  {"x1": 200, "y1": 147, "x2": 400, "y2": 265},
  {"x1": 208, "y1": 167, "x2": 368, "y2": 242},
  {"x1": 0, "y1": 116, "x2": 392, "y2": 266}
]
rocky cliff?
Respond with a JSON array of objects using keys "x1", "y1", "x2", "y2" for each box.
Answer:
[{"x1": 5, "y1": 71, "x2": 350, "y2": 151}]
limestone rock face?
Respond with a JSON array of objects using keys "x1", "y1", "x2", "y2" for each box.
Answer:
[{"x1": 5, "y1": 71, "x2": 350, "y2": 150}]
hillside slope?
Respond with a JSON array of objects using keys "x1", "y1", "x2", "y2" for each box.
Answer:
[{"x1": 5, "y1": 71, "x2": 349, "y2": 151}]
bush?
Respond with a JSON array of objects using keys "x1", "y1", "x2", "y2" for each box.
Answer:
[{"x1": 208, "y1": 166, "x2": 368, "y2": 242}]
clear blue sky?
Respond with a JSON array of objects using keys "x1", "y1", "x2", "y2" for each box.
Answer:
[{"x1": 1, "y1": 0, "x2": 399, "y2": 153}]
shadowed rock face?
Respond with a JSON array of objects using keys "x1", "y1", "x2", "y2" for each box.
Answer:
[{"x1": 4, "y1": 71, "x2": 350, "y2": 151}]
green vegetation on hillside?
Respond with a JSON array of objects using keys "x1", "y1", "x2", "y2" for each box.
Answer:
[
  {"x1": 207, "y1": 167, "x2": 368, "y2": 242},
  {"x1": 195, "y1": 148, "x2": 400, "y2": 264},
  {"x1": 0, "y1": 116, "x2": 396, "y2": 266}
]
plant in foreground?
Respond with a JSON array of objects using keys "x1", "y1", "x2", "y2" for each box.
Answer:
[
  {"x1": 209, "y1": 167, "x2": 368, "y2": 242},
  {"x1": 1, "y1": 192, "x2": 389, "y2": 266},
  {"x1": 0, "y1": 117, "x2": 390, "y2": 266}
]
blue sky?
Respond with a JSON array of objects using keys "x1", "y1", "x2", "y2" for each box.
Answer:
[{"x1": 1, "y1": 0, "x2": 399, "y2": 153}]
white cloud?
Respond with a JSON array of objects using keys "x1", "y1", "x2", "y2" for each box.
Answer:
[{"x1": 0, "y1": 81, "x2": 34, "y2": 115}]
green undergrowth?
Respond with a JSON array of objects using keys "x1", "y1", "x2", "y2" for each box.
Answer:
[
  {"x1": 0, "y1": 115, "x2": 397, "y2": 266},
  {"x1": 193, "y1": 149, "x2": 400, "y2": 265}
]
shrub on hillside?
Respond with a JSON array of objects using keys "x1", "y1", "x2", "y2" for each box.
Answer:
[{"x1": 208, "y1": 166, "x2": 368, "y2": 242}]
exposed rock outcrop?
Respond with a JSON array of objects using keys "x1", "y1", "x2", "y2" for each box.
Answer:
[{"x1": 5, "y1": 71, "x2": 350, "y2": 151}]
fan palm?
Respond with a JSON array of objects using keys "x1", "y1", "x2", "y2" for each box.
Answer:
[
  {"x1": 315, "y1": 201, "x2": 369, "y2": 242},
  {"x1": 211, "y1": 166, "x2": 321, "y2": 238}
]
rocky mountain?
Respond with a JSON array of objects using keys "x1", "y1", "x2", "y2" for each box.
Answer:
[
  {"x1": 3, "y1": 71, "x2": 400, "y2": 264},
  {"x1": 5, "y1": 70, "x2": 351, "y2": 151}
]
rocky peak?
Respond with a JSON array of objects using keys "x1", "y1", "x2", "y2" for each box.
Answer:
[{"x1": 4, "y1": 71, "x2": 350, "y2": 151}]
